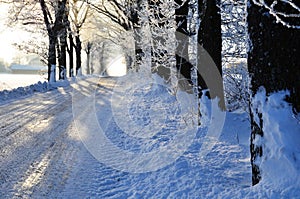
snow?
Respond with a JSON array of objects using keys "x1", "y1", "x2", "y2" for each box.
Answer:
[
  {"x1": 0, "y1": 76, "x2": 299, "y2": 198},
  {"x1": 251, "y1": 87, "x2": 300, "y2": 197},
  {"x1": 10, "y1": 64, "x2": 47, "y2": 71},
  {"x1": 0, "y1": 74, "x2": 47, "y2": 91},
  {"x1": 49, "y1": 65, "x2": 56, "y2": 83},
  {"x1": 0, "y1": 74, "x2": 71, "y2": 104}
]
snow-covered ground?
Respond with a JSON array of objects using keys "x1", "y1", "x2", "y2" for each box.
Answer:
[{"x1": 0, "y1": 76, "x2": 299, "y2": 198}]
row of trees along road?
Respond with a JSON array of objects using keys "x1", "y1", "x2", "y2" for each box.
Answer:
[
  {"x1": 1, "y1": 0, "x2": 300, "y2": 186},
  {"x1": 3, "y1": 0, "x2": 90, "y2": 82}
]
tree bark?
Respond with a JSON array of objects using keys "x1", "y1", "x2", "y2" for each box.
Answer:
[
  {"x1": 58, "y1": 34, "x2": 67, "y2": 80},
  {"x1": 174, "y1": 0, "x2": 224, "y2": 109},
  {"x1": 198, "y1": 0, "x2": 225, "y2": 110},
  {"x1": 68, "y1": 33, "x2": 74, "y2": 77},
  {"x1": 57, "y1": 1, "x2": 68, "y2": 80},
  {"x1": 175, "y1": 0, "x2": 192, "y2": 83},
  {"x1": 75, "y1": 33, "x2": 82, "y2": 75},
  {"x1": 48, "y1": 35, "x2": 57, "y2": 82},
  {"x1": 39, "y1": 0, "x2": 56, "y2": 82},
  {"x1": 86, "y1": 42, "x2": 92, "y2": 75},
  {"x1": 247, "y1": 0, "x2": 300, "y2": 185}
]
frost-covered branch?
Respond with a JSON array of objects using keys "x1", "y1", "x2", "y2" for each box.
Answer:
[{"x1": 252, "y1": 0, "x2": 300, "y2": 29}]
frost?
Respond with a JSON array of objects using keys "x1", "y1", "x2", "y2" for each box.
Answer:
[
  {"x1": 252, "y1": 0, "x2": 300, "y2": 29},
  {"x1": 223, "y1": 61, "x2": 250, "y2": 112}
]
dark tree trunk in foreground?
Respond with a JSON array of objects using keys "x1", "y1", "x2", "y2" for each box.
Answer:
[
  {"x1": 198, "y1": 0, "x2": 225, "y2": 109},
  {"x1": 198, "y1": 0, "x2": 222, "y2": 75},
  {"x1": 248, "y1": 1, "x2": 300, "y2": 185},
  {"x1": 175, "y1": 0, "x2": 224, "y2": 110}
]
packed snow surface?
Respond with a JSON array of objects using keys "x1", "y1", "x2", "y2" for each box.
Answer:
[{"x1": 0, "y1": 76, "x2": 299, "y2": 198}]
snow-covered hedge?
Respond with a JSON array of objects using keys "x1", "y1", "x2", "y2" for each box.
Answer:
[{"x1": 223, "y1": 62, "x2": 250, "y2": 112}]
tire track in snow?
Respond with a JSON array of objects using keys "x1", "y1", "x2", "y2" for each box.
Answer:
[
  {"x1": 12, "y1": 124, "x2": 80, "y2": 199},
  {"x1": 0, "y1": 97, "x2": 70, "y2": 162},
  {"x1": 0, "y1": 90, "x2": 69, "y2": 139},
  {"x1": 0, "y1": 86, "x2": 79, "y2": 198}
]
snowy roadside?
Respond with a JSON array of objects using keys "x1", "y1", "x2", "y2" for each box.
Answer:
[
  {"x1": 0, "y1": 82, "x2": 80, "y2": 198},
  {"x1": 0, "y1": 76, "x2": 252, "y2": 198},
  {"x1": 0, "y1": 74, "x2": 47, "y2": 91},
  {"x1": 0, "y1": 76, "x2": 299, "y2": 198},
  {"x1": 0, "y1": 75, "x2": 76, "y2": 105}
]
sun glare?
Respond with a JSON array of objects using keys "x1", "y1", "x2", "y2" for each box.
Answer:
[
  {"x1": 106, "y1": 55, "x2": 127, "y2": 77},
  {"x1": 0, "y1": 4, "x2": 34, "y2": 65}
]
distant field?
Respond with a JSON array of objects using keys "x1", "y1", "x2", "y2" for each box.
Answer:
[{"x1": 0, "y1": 74, "x2": 47, "y2": 91}]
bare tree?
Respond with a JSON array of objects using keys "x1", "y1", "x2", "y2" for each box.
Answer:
[
  {"x1": 6, "y1": 0, "x2": 70, "y2": 82},
  {"x1": 84, "y1": 41, "x2": 92, "y2": 74},
  {"x1": 56, "y1": 0, "x2": 68, "y2": 80},
  {"x1": 39, "y1": 0, "x2": 60, "y2": 82},
  {"x1": 68, "y1": 0, "x2": 90, "y2": 75}
]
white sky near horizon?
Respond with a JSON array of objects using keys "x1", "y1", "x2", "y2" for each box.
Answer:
[
  {"x1": 0, "y1": 3, "x2": 125, "y2": 76},
  {"x1": 0, "y1": 4, "x2": 15, "y2": 64},
  {"x1": 0, "y1": 4, "x2": 35, "y2": 65}
]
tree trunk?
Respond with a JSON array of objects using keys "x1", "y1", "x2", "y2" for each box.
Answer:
[
  {"x1": 40, "y1": 0, "x2": 69, "y2": 82},
  {"x1": 86, "y1": 42, "x2": 92, "y2": 75},
  {"x1": 86, "y1": 52, "x2": 90, "y2": 75},
  {"x1": 175, "y1": 0, "x2": 192, "y2": 83},
  {"x1": 58, "y1": 34, "x2": 67, "y2": 80},
  {"x1": 68, "y1": 33, "x2": 74, "y2": 77},
  {"x1": 198, "y1": 0, "x2": 225, "y2": 110},
  {"x1": 129, "y1": 0, "x2": 145, "y2": 71},
  {"x1": 247, "y1": 1, "x2": 300, "y2": 185},
  {"x1": 75, "y1": 33, "x2": 82, "y2": 75},
  {"x1": 39, "y1": 0, "x2": 56, "y2": 82},
  {"x1": 175, "y1": 0, "x2": 224, "y2": 110},
  {"x1": 53, "y1": 0, "x2": 67, "y2": 80},
  {"x1": 48, "y1": 35, "x2": 57, "y2": 82}
]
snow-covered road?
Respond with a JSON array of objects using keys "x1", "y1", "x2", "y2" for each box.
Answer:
[
  {"x1": 0, "y1": 77, "x2": 254, "y2": 198},
  {"x1": 0, "y1": 83, "x2": 79, "y2": 198}
]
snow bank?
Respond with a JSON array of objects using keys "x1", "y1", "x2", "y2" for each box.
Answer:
[
  {"x1": 0, "y1": 79, "x2": 71, "y2": 104},
  {"x1": 0, "y1": 74, "x2": 47, "y2": 91},
  {"x1": 251, "y1": 88, "x2": 300, "y2": 197}
]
